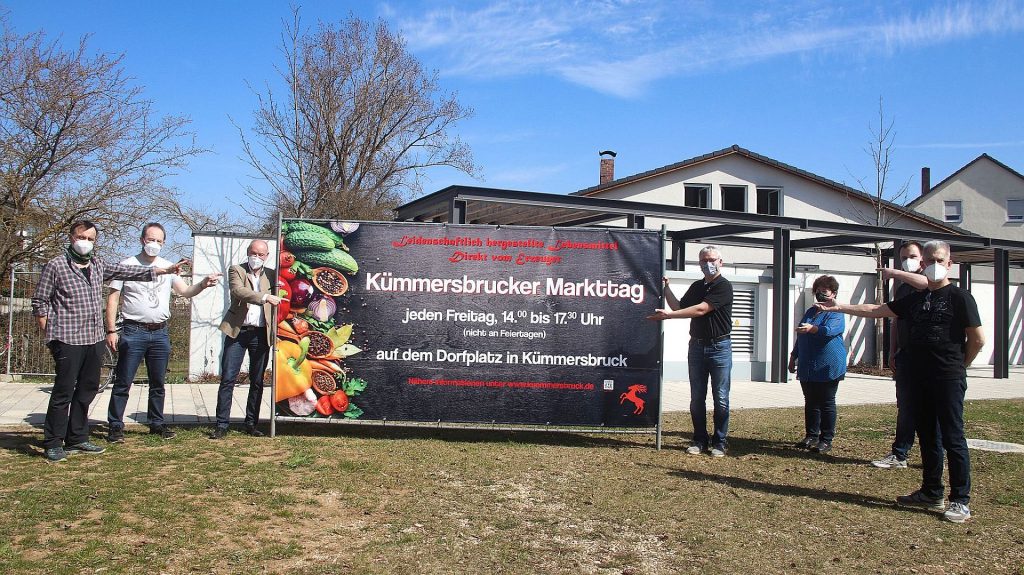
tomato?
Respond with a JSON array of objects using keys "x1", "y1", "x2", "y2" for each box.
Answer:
[
  {"x1": 315, "y1": 394, "x2": 336, "y2": 416},
  {"x1": 329, "y1": 391, "x2": 349, "y2": 413},
  {"x1": 280, "y1": 250, "x2": 296, "y2": 268},
  {"x1": 279, "y1": 251, "x2": 297, "y2": 281}
]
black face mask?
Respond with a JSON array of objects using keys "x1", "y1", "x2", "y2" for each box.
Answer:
[{"x1": 814, "y1": 292, "x2": 830, "y2": 303}]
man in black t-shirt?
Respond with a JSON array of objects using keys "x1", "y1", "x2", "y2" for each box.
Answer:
[
  {"x1": 872, "y1": 241, "x2": 929, "y2": 469},
  {"x1": 819, "y1": 241, "x2": 985, "y2": 523},
  {"x1": 648, "y1": 246, "x2": 734, "y2": 457}
]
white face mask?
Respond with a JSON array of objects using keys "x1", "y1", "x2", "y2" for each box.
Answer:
[
  {"x1": 901, "y1": 257, "x2": 921, "y2": 273},
  {"x1": 247, "y1": 255, "x2": 265, "y2": 270},
  {"x1": 143, "y1": 242, "x2": 162, "y2": 257},
  {"x1": 72, "y1": 239, "x2": 94, "y2": 256},
  {"x1": 700, "y1": 261, "x2": 719, "y2": 278},
  {"x1": 924, "y1": 262, "x2": 948, "y2": 282}
]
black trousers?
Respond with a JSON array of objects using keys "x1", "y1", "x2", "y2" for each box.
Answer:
[{"x1": 44, "y1": 341, "x2": 104, "y2": 448}]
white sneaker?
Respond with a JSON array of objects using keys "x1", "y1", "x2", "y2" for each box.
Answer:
[
  {"x1": 710, "y1": 447, "x2": 726, "y2": 458},
  {"x1": 871, "y1": 453, "x2": 908, "y2": 469},
  {"x1": 686, "y1": 444, "x2": 703, "y2": 455},
  {"x1": 943, "y1": 502, "x2": 972, "y2": 523}
]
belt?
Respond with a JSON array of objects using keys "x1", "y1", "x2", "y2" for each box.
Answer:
[
  {"x1": 691, "y1": 335, "x2": 730, "y2": 345},
  {"x1": 124, "y1": 319, "x2": 168, "y2": 331},
  {"x1": 239, "y1": 325, "x2": 265, "y2": 331}
]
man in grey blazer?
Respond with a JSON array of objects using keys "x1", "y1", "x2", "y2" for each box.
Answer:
[{"x1": 210, "y1": 239, "x2": 280, "y2": 439}]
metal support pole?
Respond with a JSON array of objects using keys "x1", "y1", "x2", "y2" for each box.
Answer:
[
  {"x1": 6, "y1": 268, "x2": 14, "y2": 376},
  {"x1": 449, "y1": 199, "x2": 467, "y2": 224},
  {"x1": 772, "y1": 228, "x2": 791, "y2": 383},
  {"x1": 671, "y1": 238, "x2": 685, "y2": 271},
  {"x1": 993, "y1": 248, "x2": 1009, "y2": 379},
  {"x1": 656, "y1": 225, "x2": 666, "y2": 450},
  {"x1": 960, "y1": 263, "x2": 972, "y2": 293},
  {"x1": 627, "y1": 214, "x2": 645, "y2": 229}
]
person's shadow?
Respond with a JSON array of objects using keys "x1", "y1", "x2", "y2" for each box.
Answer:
[{"x1": 0, "y1": 430, "x2": 45, "y2": 458}]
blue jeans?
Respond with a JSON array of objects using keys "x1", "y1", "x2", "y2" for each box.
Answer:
[
  {"x1": 107, "y1": 324, "x2": 171, "y2": 430},
  {"x1": 891, "y1": 352, "x2": 918, "y2": 460},
  {"x1": 688, "y1": 338, "x2": 732, "y2": 449},
  {"x1": 913, "y1": 376, "x2": 971, "y2": 504},
  {"x1": 799, "y1": 379, "x2": 839, "y2": 443},
  {"x1": 216, "y1": 327, "x2": 269, "y2": 429}
]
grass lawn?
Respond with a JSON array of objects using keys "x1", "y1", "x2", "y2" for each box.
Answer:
[{"x1": 0, "y1": 400, "x2": 1022, "y2": 575}]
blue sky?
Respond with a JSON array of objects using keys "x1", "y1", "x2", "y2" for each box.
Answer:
[{"x1": 5, "y1": 0, "x2": 1024, "y2": 221}]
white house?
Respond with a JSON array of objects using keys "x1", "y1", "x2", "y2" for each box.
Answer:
[
  {"x1": 910, "y1": 154, "x2": 1024, "y2": 241},
  {"x1": 573, "y1": 145, "x2": 1022, "y2": 378}
]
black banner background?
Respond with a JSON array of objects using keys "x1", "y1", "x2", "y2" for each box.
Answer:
[{"x1": 276, "y1": 222, "x2": 662, "y2": 427}]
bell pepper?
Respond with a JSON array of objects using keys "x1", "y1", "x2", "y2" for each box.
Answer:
[{"x1": 275, "y1": 338, "x2": 313, "y2": 402}]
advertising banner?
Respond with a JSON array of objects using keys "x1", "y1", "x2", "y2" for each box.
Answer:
[{"x1": 274, "y1": 221, "x2": 662, "y2": 428}]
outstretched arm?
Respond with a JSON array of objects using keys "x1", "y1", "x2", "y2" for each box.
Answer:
[{"x1": 816, "y1": 300, "x2": 896, "y2": 319}]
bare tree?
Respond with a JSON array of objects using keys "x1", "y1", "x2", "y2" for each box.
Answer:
[
  {"x1": 238, "y1": 9, "x2": 478, "y2": 223},
  {"x1": 845, "y1": 98, "x2": 912, "y2": 367},
  {"x1": 0, "y1": 16, "x2": 205, "y2": 280}
]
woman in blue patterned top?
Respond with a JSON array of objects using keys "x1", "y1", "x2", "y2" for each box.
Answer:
[{"x1": 788, "y1": 275, "x2": 846, "y2": 454}]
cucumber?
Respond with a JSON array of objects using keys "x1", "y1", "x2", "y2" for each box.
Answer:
[
  {"x1": 282, "y1": 221, "x2": 346, "y2": 249},
  {"x1": 292, "y1": 248, "x2": 358, "y2": 275},
  {"x1": 284, "y1": 230, "x2": 334, "y2": 252}
]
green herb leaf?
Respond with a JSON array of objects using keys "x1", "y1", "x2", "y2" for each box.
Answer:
[{"x1": 344, "y1": 377, "x2": 367, "y2": 395}]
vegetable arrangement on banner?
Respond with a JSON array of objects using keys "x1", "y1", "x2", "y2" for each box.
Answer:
[{"x1": 274, "y1": 220, "x2": 663, "y2": 428}]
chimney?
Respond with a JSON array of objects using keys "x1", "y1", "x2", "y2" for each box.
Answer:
[
  {"x1": 921, "y1": 167, "x2": 931, "y2": 196},
  {"x1": 599, "y1": 150, "x2": 616, "y2": 184}
]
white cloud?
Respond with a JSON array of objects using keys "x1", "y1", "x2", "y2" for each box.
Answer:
[
  {"x1": 396, "y1": 1, "x2": 1024, "y2": 98},
  {"x1": 899, "y1": 140, "x2": 1024, "y2": 149}
]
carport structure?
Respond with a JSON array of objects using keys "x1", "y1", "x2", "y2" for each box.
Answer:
[{"x1": 397, "y1": 185, "x2": 1023, "y2": 381}]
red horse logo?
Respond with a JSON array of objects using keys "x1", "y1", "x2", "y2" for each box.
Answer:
[{"x1": 619, "y1": 384, "x2": 647, "y2": 415}]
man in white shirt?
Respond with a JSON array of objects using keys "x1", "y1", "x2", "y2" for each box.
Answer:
[
  {"x1": 210, "y1": 239, "x2": 280, "y2": 439},
  {"x1": 105, "y1": 223, "x2": 222, "y2": 442}
]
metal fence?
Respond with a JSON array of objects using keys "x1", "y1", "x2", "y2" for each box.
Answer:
[{"x1": 3, "y1": 269, "x2": 193, "y2": 381}]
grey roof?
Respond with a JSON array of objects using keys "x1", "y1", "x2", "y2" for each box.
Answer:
[
  {"x1": 574, "y1": 144, "x2": 965, "y2": 234},
  {"x1": 907, "y1": 153, "x2": 1024, "y2": 209}
]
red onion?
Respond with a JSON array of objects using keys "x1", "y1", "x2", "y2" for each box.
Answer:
[
  {"x1": 306, "y1": 295, "x2": 336, "y2": 322},
  {"x1": 329, "y1": 221, "x2": 360, "y2": 235}
]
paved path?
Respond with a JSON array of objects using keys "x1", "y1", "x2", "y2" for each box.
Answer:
[{"x1": 1, "y1": 366, "x2": 1021, "y2": 428}]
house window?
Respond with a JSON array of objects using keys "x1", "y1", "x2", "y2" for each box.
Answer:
[
  {"x1": 684, "y1": 184, "x2": 710, "y2": 208},
  {"x1": 1007, "y1": 199, "x2": 1024, "y2": 222},
  {"x1": 721, "y1": 185, "x2": 746, "y2": 212},
  {"x1": 756, "y1": 187, "x2": 780, "y2": 215},
  {"x1": 943, "y1": 200, "x2": 962, "y2": 222}
]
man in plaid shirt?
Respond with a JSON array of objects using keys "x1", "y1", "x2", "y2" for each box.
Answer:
[{"x1": 31, "y1": 220, "x2": 184, "y2": 463}]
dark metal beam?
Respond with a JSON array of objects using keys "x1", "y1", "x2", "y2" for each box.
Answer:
[
  {"x1": 993, "y1": 248, "x2": 1009, "y2": 379},
  {"x1": 669, "y1": 224, "x2": 773, "y2": 241},
  {"x1": 790, "y1": 234, "x2": 881, "y2": 251},
  {"x1": 449, "y1": 199, "x2": 467, "y2": 224},
  {"x1": 800, "y1": 220, "x2": 987, "y2": 248},
  {"x1": 772, "y1": 228, "x2": 791, "y2": 383},
  {"x1": 671, "y1": 239, "x2": 684, "y2": 271},
  {"x1": 454, "y1": 188, "x2": 808, "y2": 229}
]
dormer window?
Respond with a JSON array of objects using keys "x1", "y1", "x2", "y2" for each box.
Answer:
[
  {"x1": 943, "y1": 200, "x2": 962, "y2": 223},
  {"x1": 1008, "y1": 199, "x2": 1024, "y2": 222}
]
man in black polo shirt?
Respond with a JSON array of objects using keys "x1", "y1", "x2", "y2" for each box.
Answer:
[
  {"x1": 818, "y1": 240, "x2": 984, "y2": 523},
  {"x1": 872, "y1": 241, "x2": 928, "y2": 469},
  {"x1": 648, "y1": 245, "x2": 734, "y2": 457}
]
